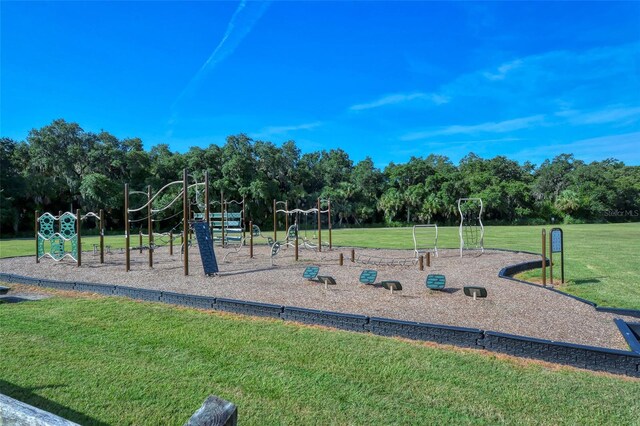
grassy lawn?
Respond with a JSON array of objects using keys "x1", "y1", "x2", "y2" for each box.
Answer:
[
  {"x1": 1, "y1": 292, "x2": 638, "y2": 425},
  {"x1": 2, "y1": 223, "x2": 639, "y2": 308}
]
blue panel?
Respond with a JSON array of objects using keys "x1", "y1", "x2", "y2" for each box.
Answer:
[
  {"x1": 303, "y1": 266, "x2": 319, "y2": 279},
  {"x1": 359, "y1": 269, "x2": 377, "y2": 284},
  {"x1": 193, "y1": 222, "x2": 219, "y2": 275},
  {"x1": 426, "y1": 274, "x2": 446, "y2": 290}
]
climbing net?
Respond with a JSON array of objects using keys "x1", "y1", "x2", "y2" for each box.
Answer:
[{"x1": 458, "y1": 198, "x2": 484, "y2": 257}]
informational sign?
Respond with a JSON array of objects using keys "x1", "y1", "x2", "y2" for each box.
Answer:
[
  {"x1": 549, "y1": 227, "x2": 565, "y2": 284},
  {"x1": 551, "y1": 228, "x2": 563, "y2": 253}
]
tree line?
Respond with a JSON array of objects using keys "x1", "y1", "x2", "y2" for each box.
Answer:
[{"x1": 1, "y1": 119, "x2": 639, "y2": 236}]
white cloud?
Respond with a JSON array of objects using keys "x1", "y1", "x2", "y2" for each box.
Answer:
[
  {"x1": 483, "y1": 59, "x2": 523, "y2": 81},
  {"x1": 349, "y1": 92, "x2": 449, "y2": 111},
  {"x1": 555, "y1": 105, "x2": 640, "y2": 126},
  {"x1": 169, "y1": 1, "x2": 271, "y2": 123},
  {"x1": 251, "y1": 121, "x2": 322, "y2": 139},
  {"x1": 401, "y1": 115, "x2": 545, "y2": 141},
  {"x1": 514, "y1": 131, "x2": 640, "y2": 164},
  {"x1": 439, "y1": 43, "x2": 640, "y2": 110}
]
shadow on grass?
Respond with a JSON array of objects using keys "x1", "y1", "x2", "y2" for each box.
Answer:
[
  {"x1": 571, "y1": 277, "x2": 606, "y2": 285},
  {"x1": 0, "y1": 379, "x2": 109, "y2": 426}
]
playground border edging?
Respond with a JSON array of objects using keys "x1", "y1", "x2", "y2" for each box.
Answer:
[
  {"x1": 498, "y1": 260, "x2": 640, "y2": 314},
  {"x1": 1, "y1": 273, "x2": 639, "y2": 377}
]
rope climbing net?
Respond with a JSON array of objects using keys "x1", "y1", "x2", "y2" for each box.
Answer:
[{"x1": 458, "y1": 198, "x2": 484, "y2": 257}]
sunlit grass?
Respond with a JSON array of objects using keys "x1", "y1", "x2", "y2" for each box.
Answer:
[{"x1": 1, "y1": 294, "x2": 638, "y2": 425}]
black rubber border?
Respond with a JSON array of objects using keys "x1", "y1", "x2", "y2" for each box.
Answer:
[{"x1": 1, "y1": 273, "x2": 638, "y2": 377}]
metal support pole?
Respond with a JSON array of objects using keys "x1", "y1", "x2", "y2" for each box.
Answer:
[
  {"x1": 351, "y1": 249, "x2": 355, "y2": 263},
  {"x1": 419, "y1": 255, "x2": 424, "y2": 271},
  {"x1": 249, "y1": 220, "x2": 254, "y2": 258},
  {"x1": 295, "y1": 229, "x2": 299, "y2": 261},
  {"x1": 76, "y1": 209, "x2": 81, "y2": 267},
  {"x1": 317, "y1": 197, "x2": 322, "y2": 252},
  {"x1": 35, "y1": 210, "x2": 39, "y2": 264},
  {"x1": 99, "y1": 209, "x2": 104, "y2": 264},
  {"x1": 125, "y1": 183, "x2": 130, "y2": 272},
  {"x1": 339, "y1": 253, "x2": 343, "y2": 266},
  {"x1": 549, "y1": 232, "x2": 554, "y2": 285},
  {"x1": 221, "y1": 191, "x2": 225, "y2": 247},
  {"x1": 285, "y1": 201, "x2": 288, "y2": 241},
  {"x1": 560, "y1": 238, "x2": 565, "y2": 284},
  {"x1": 169, "y1": 231, "x2": 173, "y2": 256},
  {"x1": 328, "y1": 198, "x2": 332, "y2": 250},
  {"x1": 426, "y1": 252, "x2": 431, "y2": 267},
  {"x1": 273, "y1": 199, "x2": 277, "y2": 242},
  {"x1": 183, "y1": 169, "x2": 189, "y2": 276},
  {"x1": 139, "y1": 229, "x2": 143, "y2": 253},
  {"x1": 205, "y1": 170, "x2": 210, "y2": 230},
  {"x1": 148, "y1": 185, "x2": 153, "y2": 268},
  {"x1": 542, "y1": 229, "x2": 546, "y2": 287}
]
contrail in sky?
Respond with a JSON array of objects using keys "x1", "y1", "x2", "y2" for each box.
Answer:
[{"x1": 169, "y1": 0, "x2": 271, "y2": 127}]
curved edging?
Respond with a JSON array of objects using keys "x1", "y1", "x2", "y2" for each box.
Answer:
[
  {"x1": 1, "y1": 273, "x2": 639, "y2": 377},
  {"x1": 498, "y1": 259, "x2": 640, "y2": 317}
]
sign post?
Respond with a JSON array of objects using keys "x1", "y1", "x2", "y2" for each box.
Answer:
[
  {"x1": 541, "y1": 229, "x2": 546, "y2": 286},
  {"x1": 549, "y1": 228, "x2": 564, "y2": 284}
]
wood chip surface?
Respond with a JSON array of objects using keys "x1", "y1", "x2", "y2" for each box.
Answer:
[{"x1": 1, "y1": 244, "x2": 632, "y2": 351}]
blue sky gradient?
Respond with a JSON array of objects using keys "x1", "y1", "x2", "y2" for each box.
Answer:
[{"x1": 2, "y1": 1, "x2": 639, "y2": 166}]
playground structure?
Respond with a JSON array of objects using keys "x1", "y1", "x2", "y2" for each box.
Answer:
[
  {"x1": 125, "y1": 169, "x2": 220, "y2": 276},
  {"x1": 273, "y1": 198, "x2": 332, "y2": 251},
  {"x1": 413, "y1": 224, "x2": 438, "y2": 259},
  {"x1": 33, "y1": 179, "x2": 492, "y2": 279},
  {"x1": 458, "y1": 198, "x2": 484, "y2": 257},
  {"x1": 194, "y1": 196, "x2": 246, "y2": 248},
  {"x1": 35, "y1": 209, "x2": 105, "y2": 266},
  {"x1": 123, "y1": 169, "x2": 300, "y2": 275}
]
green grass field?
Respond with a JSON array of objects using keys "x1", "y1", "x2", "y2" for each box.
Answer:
[
  {"x1": 1, "y1": 294, "x2": 638, "y2": 425},
  {"x1": 1, "y1": 223, "x2": 639, "y2": 309}
]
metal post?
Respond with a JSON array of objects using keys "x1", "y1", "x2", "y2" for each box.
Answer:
[
  {"x1": 169, "y1": 231, "x2": 173, "y2": 256},
  {"x1": 317, "y1": 197, "x2": 321, "y2": 252},
  {"x1": 328, "y1": 198, "x2": 332, "y2": 250},
  {"x1": 125, "y1": 183, "x2": 130, "y2": 272},
  {"x1": 139, "y1": 229, "x2": 143, "y2": 254},
  {"x1": 273, "y1": 199, "x2": 277, "y2": 242},
  {"x1": 76, "y1": 209, "x2": 81, "y2": 267},
  {"x1": 560, "y1": 236, "x2": 565, "y2": 284},
  {"x1": 549, "y1": 231, "x2": 554, "y2": 285},
  {"x1": 351, "y1": 249, "x2": 355, "y2": 263},
  {"x1": 419, "y1": 255, "x2": 424, "y2": 271},
  {"x1": 35, "y1": 210, "x2": 39, "y2": 264},
  {"x1": 295, "y1": 229, "x2": 299, "y2": 261},
  {"x1": 543, "y1": 229, "x2": 548, "y2": 286},
  {"x1": 285, "y1": 201, "x2": 288, "y2": 241},
  {"x1": 183, "y1": 169, "x2": 189, "y2": 276},
  {"x1": 339, "y1": 253, "x2": 343, "y2": 266},
  {"x1": 426, "y1": 252, "x2": 431, "y2": 267},
  {"x1": 249, "y1": 220, "x2": 254, "y2": 258},
  {"x1": 242, "y1": 196, "x2": 246, "y2": 243},
  {"x1": 221, "y1": 191, "x2": 225, "y2": 247},
  {"x1": 99, "y1": 209, "x2": 104, "y2": 264},
  {"x1": 148, "y1": 185, "x2": 153, "y2": 268},
  {"x1": 205, "y1": 170, "x2": 210, "y2": 230}
]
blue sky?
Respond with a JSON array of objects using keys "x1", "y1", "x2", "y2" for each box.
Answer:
[{"x1": 2, "y1": 1, "x2": 639, "y2": 166}]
